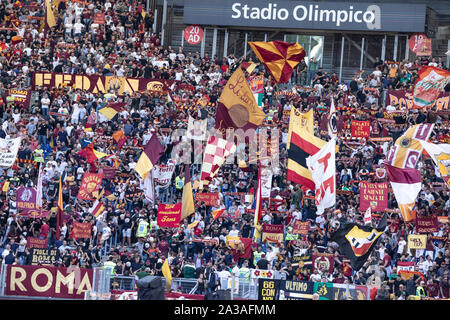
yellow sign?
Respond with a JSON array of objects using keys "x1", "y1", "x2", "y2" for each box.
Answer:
[{"x1": 408, "y1": 234, "x2": 427, "y2": 250}]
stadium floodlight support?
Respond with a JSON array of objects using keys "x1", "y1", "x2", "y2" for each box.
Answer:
[
  {"x1": 393, "y1": 35, "x2": 398, "y2": 61},
  {"x1": 224, "y1": 29, "x2": 229, "y2": 57},
  {"x1": 360, "y1": 37, "x2": 365, "y2": 70},
  {"x1": 339, "y1": 35, "x2": 344, "y2": 81},
  {"x1": 212, "y1": 28, "x2": 218, "y2": 58},
  {"x1": 161, "y1": 0, "x2": 167, "y2": 47}
]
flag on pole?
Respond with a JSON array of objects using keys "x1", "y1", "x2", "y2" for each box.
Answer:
[
  {"x1": 306, "y1": 138, "x2": 336, "y2": 215},
  {"x1": 135, "y1": 134, "x2": 164, "y2": 180},
  {"x1": 420, "y1": 141, "x2": 450, "y2": 187},
  {"x1": 328, "y1": 98, "x2": 338, "y2": 139},
  {"x1": 385, "y1": 164, "x2": 421, "y2": 222},
  {"x1": 89, "y1": 196, "x2": 105, "y2": 219},
  {"x1": 287, "y1": 107, "x2": 314, "y2": 149},
  {"x1": 241, "y1": 61, "x2": 257, "y2": 74},
  {"x1": 45, "y1": 0, "x2": 56, "y2": 29},
  {"x1": 254, "y1": 164, "x2": 263, "y2": 226},
  {"x1": 199, "y1": 136, "x2": 236, "y2": 189},
  {"x1": 36, "y1": 163, "x2": 43, "y2": 209},
  {"x1": 161, "y1": 259, "x2": 172, "y2": 289},
  {"x1": 181, "y1": 164, "x2": 195, "y2": 221},
  {"x1": 248, "y1": 41, "x2": 306, "y2": 83},
  {"x1": 364, "y1": 206, "x2": 372, "y2": 225},
  {"x1": 212, "y1": 208, "x2": 225, "y2": 220},
  {"x1": 56, "y1": 176, "x2": 63, "y2": 239},
  {"x1": 413, "y1": 66, "x2": 450, "y2": 109},
  {"x1": 141, "y1": 171, "x2": 155, "y2": 204},
  {"x1": 98, "y1": 102, "x2": 125, "y2": 120},
  {"x1": 385, "y1": 123, "x2": 434, "y2": 169}
]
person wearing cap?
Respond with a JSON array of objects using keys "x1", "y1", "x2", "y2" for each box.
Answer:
[
  {"x1": 103, "y1": 255, "x2": 116, "y2": 276},
  {"x1": 416, "y1": 280, "x2": 427, "y2": 299}
]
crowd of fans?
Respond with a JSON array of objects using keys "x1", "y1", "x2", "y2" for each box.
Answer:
[{"x1": 0, "y1": 0, "x2": 448, "y2": 300}]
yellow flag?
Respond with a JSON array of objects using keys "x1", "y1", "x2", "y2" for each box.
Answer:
[
  {"x1": 287, "y1": 107, "x2": 313, "y2": 149},
  {"x1": 161, "y1": 259, "x2": 172, "y2": 288},
  {"x1": 2, "y1": 181, "x2": 10, "y2": 192},
  {"x1": 45, "y1": 0, "x2": 57, "y2": 28}
]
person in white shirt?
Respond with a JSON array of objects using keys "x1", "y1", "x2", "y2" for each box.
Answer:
[{"x1": 228, "y1": 224, "x2": 239, "y2": 237}]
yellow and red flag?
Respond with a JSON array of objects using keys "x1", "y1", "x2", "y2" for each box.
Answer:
[
  {"x1": 248, "y1": 41, "x2": 305, "y2": 83},
  {"x1": 212, "y1": 208, "x2": 225, "y2": 220}
]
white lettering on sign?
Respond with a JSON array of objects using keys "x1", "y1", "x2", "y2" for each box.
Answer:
[{"x1": 231, "y1": 2, "x2": 380, "y2": 29}]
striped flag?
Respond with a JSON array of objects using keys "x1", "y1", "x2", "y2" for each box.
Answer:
[
  {"x1": 89, "y1": 198, "x2": 105, "y2": 219},
  {"x1": 385, "y1": 164, "x2": 421, "y2": 222},
  {"x1": 98, "y1": 102, "x2": 125, "y2": 120},
  {"x1": 420, "y1": 141, "x2": 450, "y2": 187},
  {"x1": 135, "y1": 134, "x2": 164, "y2": 180},
  {"x1": 364, "y1": 206, "x2": 372, "y2": 225},
  {"x1": 56, "y1": 176, "x2": 63, "y2": 239},
  {"x1": 212, "y1": 208, "x2": 225, "y2": 220},
  {"x1": 328, "y1": 99, "x2": 338, "y2": 139},
  {"x1": 385, "y1": 123, "x2": 434, "y2": 169},
  {"x1": 199, "y1": 136, "x2": 236, "y2": 189},
  {"x1": 36, "y1": 163, "x2": 43, "y2": 209},
  {"x1": 287, "y1": 107, "x2": 314, "y2": 149},
  {"x1": 181, "y1": 164, "x2": 195, "y2": 221},
  {"x1": 254, "y1": 164, "x2": 263, "y2": 226},
  {"x1": 241, "y1": 61, "x2": 257, "y2": 74},
  {"x1": 78, "y1": 144, "x2": 108, "y2": 165},
  {"x1": 112, "y1": 130, "x2": 127, "y2": 149}
]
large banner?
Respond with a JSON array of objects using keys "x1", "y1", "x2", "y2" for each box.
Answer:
[
  {"x1": 351, "y1": 120, "x2": 371, "y2": 138},
  {"x1": 16, "y1": 187, "x2": 37, "y2": 210},
  {"x1": 7, "y1": 89, "x2": 32, "y2": 107},
  {"x1": 359, "y1": 182, "x2": 388, "y2": 212},
  {"x1": 195, "y1": 192, "x2": 219, "y2": 206},
  {"x1": 157, "y1": 203, "x2": 182, "y2": 228},
  {"x1": 262, "y1": 224, "x2": 284, "y2": 243},
  {"x1": 31, "y1": 72, "x2": 177, "y2": 95},
  {"x1": 416, "y1": 215, "x2": 439, "y2": 234},
  {"x1": 292, "y1": 220, "x2": 310, "y2": 235},
  {"x1": 76, "y1": 173, "x2": 104, "y2": 200},
  {"x1": 73, "y1": 222, "x2": 92, "y2": 240},
  {"x1": 261, "y1": 167, "x2": 273, "y2": 198},
  {"x1": 313, "y1": 282, "x2": 368, "y2": 300},
  {"x1": 30, "y1": 248, "x2": 59, "y2": 265},
  {"x1": 153, "y1": 160, "x2": 176, "y2": 186},
  {"x1": 312, "y1": 253, "x2": 335, "y2": 273},
  {"x1": 4, "y1": 265, "x2": 93, "y2": 299},
  {"x1": 385, "y1": 90, "x2": 449, "y2": 110},
  {"x1": 258, "y1": 278, "x2": 281, "y2": 300},
  {"x1": 281, "y1": 280, "x2": 314, "y2": 300},
  {"x1": 27, "y1": 237, "x2": 48, "y2": 249},
  {"x1": 0, "y1": 137, "x2": 21, "y2": 167}
]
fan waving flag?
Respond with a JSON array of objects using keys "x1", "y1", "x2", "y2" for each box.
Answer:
[
  {"x1": 181, "y1": 164, "x2": 195, "y2": 221},
  {"x1": 413, "y1": 66, "x2": 450, "y2": 109},
  {"x1": 99, "y1": 102, "x2": 125, "y2": 120},
  {"x1": 56, "y1": 177, "x2": 63, "y2": 239},
  {"x1": 249, "y1": 41, "x2": 306, "y2": 83},
  {"x1": 135, "y1": 134, "x2": 164, "y2": 180},
  {"x1": 420, "y1": 141, "x2": 450, "y2": 186}
]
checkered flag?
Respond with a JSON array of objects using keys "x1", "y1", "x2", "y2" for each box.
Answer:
[{"x1": 199, "y1": 136, "x2": 236, "y2": 190}]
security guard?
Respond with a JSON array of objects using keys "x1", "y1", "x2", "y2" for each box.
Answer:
[
  {"x1": 416, "y1": 281, "x2": 426, "y2": 299},
  {"x1": 285, "y1": 226, "x2": 298, "y2": 241},
  {"x1": 239, "y1": 260, "x2": 251, "y2": 284},
  {"x1": 103, "y1": 256, "x2": 116, "y2": 276},
  {"x1": 175, "y1": 174, "x2": 184, "y2": 196},
  {"x1": 252, "y1": 246, "x2": 264, "y2": 268},
  {"x1": 33, "y1": 147, "x2": 44, "y2": 163},
  {"x1": 136, "y1": 218, "x2": 149, "y2": 238}
]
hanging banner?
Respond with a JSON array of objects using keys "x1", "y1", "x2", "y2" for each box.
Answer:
[
  {"x1": 262, "y1": 224, "x2": 284, "y2": 243},
  {"x1": 76, "y1": 173, "x2": 104, "y2": 200},
  {"x1": 351, "y1": 120, "x2": 371, "y2": 138},
  {"x1": 292, "y1": 220, "x2": 310, "y2": 235},
  {"x1": 101, "y1": 167, "x2": 116, "y2": 180},
  {"x1": 30, "y1": 248, "x2": 59, "y2": 265},
  {"x1": 281, "y1": 280, "x2": 314, "y2": 300},
  {"x1": 18, "y1": 209, "x2": 50, "y2": 219},
  {"x1": 261, "y1": 167, "x2": 273, "y2": 198},
  {"x1": 409, "y1": 33, "x2": 432, "y2": 56},
  {"x1": 0, "y1": 137, "x2": 22, "y2": 168},
  {"x1": 26, "y1": 237, "x2": 48, "y2": 249},
  {"x1": 312, "y1": 253, "x2": 335, "y2": 274},
  {"x1": 16, "y1": 187, "x2": 37, "y2": 210},
  {"x1": 408, "y1": 234, "x2": 427, "y2": 250},
  {"x1": 359, "y1": 182, "x2": 388, "y2": 212},
  {"x1": 4, "y1": 265, "x2": 93, "y2": 299},
  {"x1": 157, "y1": 203, "x2": 182, "y2": 228},
  {"x1": 184, "y1": 25, "x2": 204, "y2": 45},
  {"x1": 195, "y1": 192, "x2": 219, "y2": 206},
  {"x1": 257, "y1": 278, "x2": 281, "y2": 300},
  {"x1": 31, "y1": 72, "x2": 177, "y2": 95},
  {"x1": 7, "y1": 89, "x2": 32, "y2": 107},
  {"x1": 73, "y1": 222, "x2": 92, "y2": 240},
  {"x1": 313, "y1": 282, "x2": 368, "y2": 300},
  {"x1": 416, "y1": 215, "x2": 439, "y2": 234},
  {"x1": 153, "y1": 160, "x2": 176, "y2": 186},
  {"x1": 385, "y1": 90, "x2": 449, "y2": 110}
]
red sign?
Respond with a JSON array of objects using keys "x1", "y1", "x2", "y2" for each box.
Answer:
[
  {"x1": 416, "y1": 215, "x2": 439, "y2": 234},
  {"x1": 5, "y1": 265, "x2": 93, "y2": 299},
  {"x1": 101, "y1": 167, "x2": 116, "y2": 179},
  {"x1": 409, "y1": 33, "x2": 432, "y2": 56},
  {"x1": 27, "y1": 237, "x2": 48, "y2": 249},
  {"x1": 77, "y1": 173, "x2": 104, "y2": 200},
  {"x1": 184, "y1": 25, "x2": 204, "y2": 45},
  {"x1": 157, "y1": 203, "x2": 182, "y2": 228},
  {"x1": 73, "y1": 222, "x2": 92, "y2": 240},
  {"x1": 292, "y1": 221, "x2": 310, "y2": 235},
  {"x1": 351, "y1": 120, "x2": 370, "y2": 138},
  {"x1": 195, "y1": 192, "x2": 219, "y2": 206},
  {"x1": 93, "y1": 12, "x2": 105, "y2": 24},
  {"x1": 312, "y1": 253, "x2": 335, "y2": 273},
  {"x1": 359, "y1": 182, "x2": 388, "y2": 212}
]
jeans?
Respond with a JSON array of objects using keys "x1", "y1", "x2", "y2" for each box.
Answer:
[{"x1": 38, "y1": 134, "x2": 47, "y2": 146}]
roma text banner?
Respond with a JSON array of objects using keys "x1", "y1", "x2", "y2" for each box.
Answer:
[
  {"x1": 7, "y1": 89, "x2": 32, "y2": 107},
  {"x1": 77, "y1": 173, "x2": 104, "y2": 200},
  {"x1": 4, "y1": 265, "x2": 93, "y2": 299},
  {"x1": 195, "y1": 192, "x2": 219, "y2": 206},
  {"x1": 262, "y1": 224, "x2": 284, "y2": 243},
  {"x1": 31, "y1": 72, "x2": 177, "y2": 95},
  {"x1": 157, "y1": 203, "x2": 182, "y2": 228},
  {"x1": 73, "y1": 222, "x2": 91, "y2": 240},
  {"x1": 359, "y1": 182, "x2": 388, "y2": 212},
  {"x1": 416, "y1": 215, "x2": 439, "y2": 233},
  {"x1": 385, "y1": 89, "x2": 449, "y2": 110},
  {"x1": 30, "y1": 248, "x2": 58, "y2": 265},
  {"x1": 351, "y1": 121, "x2": 371, "y2": 138}
]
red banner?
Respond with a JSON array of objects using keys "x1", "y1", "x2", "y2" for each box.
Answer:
[
  {"x1": 5, "y1": 265, "x2": 93, "y2": 299},
  {"x1": 312, "y1": 253, "x2": 335, "y2": 273},
  {"x1": 101, "y1": 167, "x2": 116, "y2": 179},
  {"x1": 385, "y1": 90, "x2": 449, "y2": 110},
  {"x1": 73, "y1": 222, "x2": 91, "y2": 240},
  {"x1": 416, "y1": 215, "x2": 439, "y2": 234},
  {"x1": 292, "y1": 221, "x2": 310, "y2": 235},
  {"x1": 262, "y1": 224, "x2": 284, "y2": 243},
  {"x1": 351, "y1": 120, "x2": 371, "y2": 138},
  {"x1": 76, "y1": 173, "x2": 104, "y2": 200},
  {"x1": 26, "y1": 237, "x2": 48, "y2": 249},
  {"x1": 93, "y1": 12, "x2": 105, "y2": 24},
  {"x1": 359, "y1": 182, "x2": 388, "y2": 212},
  {"x1": 409, "y1": 33, "x2": 432, "y2": 56},
  {"x1": 157, "y1": 203, "x2": 182, "y2": 228},
  {"x1": 195, "y1": 193, "x2": 219, "y2": 206},
  {"x1": 32, "y1": 72, "x2": 177, "y2": 95},
  {"x1": 7, "y1": 89, "x2": 32, "y2": 107}
]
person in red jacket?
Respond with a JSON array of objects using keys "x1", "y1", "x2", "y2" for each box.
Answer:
[{"x1": 40, "y1": 220, "x2": 49, "y2": 240}]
